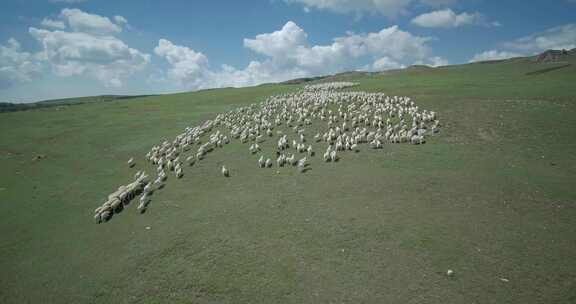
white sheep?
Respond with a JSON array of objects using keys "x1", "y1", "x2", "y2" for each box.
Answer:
[{"x1": 258, "y1": 155, "x2": 265, "y2": 168}]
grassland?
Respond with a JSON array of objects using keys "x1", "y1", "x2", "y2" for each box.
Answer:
[{"x1": 1, "y1": 58, "x2": 575, "y2": 303}]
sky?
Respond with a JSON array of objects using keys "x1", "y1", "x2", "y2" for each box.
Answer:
[{"x1": 1, "y1": 0, "x2": 575, "y2": 103}]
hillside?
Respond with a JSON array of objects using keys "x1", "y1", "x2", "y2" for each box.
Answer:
[
  {"x1": 0, "y1": 54, "x2": 575, "y2": 303},
  {"x1": 0, "y1": 95, "x2": 155, "y2": 113}
]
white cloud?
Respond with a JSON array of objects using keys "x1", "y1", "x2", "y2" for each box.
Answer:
[
  {"x1": 40, "y1": 18, "x2": 66, "y2": 29},
  {"x1": 154, "y1": 21, "x2": 439, "y2": 90},
  {"x1": 243, "y1": 21, "x2": 308, "y2": 59},
  {"x1": 49, "y1": 0, "x2": 88, "y2": 3},
  {"x1": 245, "y1": 22, "x2": 431, "y2": 70},
  {"x1": 412, "y1": 56, "x2": 449, "y2": 67},
  {"x1": 411, "y1": 9, "x2": 496, "y2": 28},
  {"x1": 0, "y1": 38, "x2": 43, "y2": 89},
  {"x1": 503, "y1": 24, "x2": 576, "y2": 52},
  {"x1": 427, "y1": 56, "x2": 449, "y2": 66},
  {"x1": 29, "y1": 27, "x2": 149, "y2": 87},
  {"x1": 370, "y1": 56, "x2": 405, "y2": 71},
  {"x1": 60, "y1": 8, "x2": 122, "y2": 35},
  {"x1": 113, "y1": 15, "x2": 128, "y2": 26},
  {"x1": 469, "y1": 23, "x2": 576, "y2": 62},
  {"x1": 153, "y1": 39, "x2": 210, "y2": 89},
  {"x1": 284, "y1": 0, "x2": 460, "y2": 17},
  {"x1": 286, "y1": 0, "x2": 413, "y2": 18},
  {"x1": 469, "y1": 50, "x2": 522, "y2": 62},
  {"x1": 23, "y1": 9, "x2": 146, "y2": 88},
  {"x1": 419, "y1": 0, "x2": 457, "y2": 6}
]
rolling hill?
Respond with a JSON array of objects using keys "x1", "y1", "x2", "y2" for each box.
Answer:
[{"x1": 0, "y1": 52, "x2": 575, "y2": 303}]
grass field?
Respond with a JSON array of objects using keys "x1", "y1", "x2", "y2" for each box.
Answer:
[{"x1": 1, "y1": 58, "x2": 576, "y2": 303}]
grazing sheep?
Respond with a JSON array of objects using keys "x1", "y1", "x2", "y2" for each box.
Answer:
[
  {"x1": 277, "y1": 154, "x2": 286, "y2": 167},
  {"x1": 330, "y1": 150, "x2": 338, "y2": 162},
  {"x1": 297, "y1": 157, "x2": 308, "y2": 172},
  {"x1": 94, "y1": 82, "x2": 441, "y2": 223},
  {"x1": 258, "y1": 155, "x2": 265, "y2": 168},
  {"x1": 323, "y1": 150, "x2": 331, "y2": 162}
]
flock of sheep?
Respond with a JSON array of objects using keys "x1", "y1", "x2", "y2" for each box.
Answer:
[{"x1": 93, "y1": 82, "x2": 441, "y2": 223}]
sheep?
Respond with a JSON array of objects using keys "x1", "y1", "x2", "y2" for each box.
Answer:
[
  {"x1": 330, "y1": 150, "x2": 338, "y2": 162},
  {"x1": 351, "y1": 143, "x2": 359, "y2": 152},
  {"x1": 314, "y1": 133, "x2": 321, "y2": 142},
  {"x1": 143, "y1": 182, "x2": 153, "y2": 194},
  {"x1": 127, "y1": 158, "x2": 135, "y2": 167},
  {"x1": 258, "y1": 155, "x2": 265, "y2": 168},
  {"x1": 276, "y1": 154, "x2": 286, "y2": 167},
  {"x1": 323, "y1": 150, "x2": 331, "y2": 162},
  {"x1": 297, "y1": 157, "x2": 308, "y2": 172},
  {"x1": 221, "y1": 165, "x2": 229, "y2": 177},
  {"x1": 307, "y1": 145, "x2": 314, "y2": 156},
  {"x1": 95, "y1": 82, "x2": 442, "y2": 223}
]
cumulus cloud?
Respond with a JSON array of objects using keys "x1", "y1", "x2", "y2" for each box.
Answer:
[
  {"x1": 60, "y1": 8, "x2": 122, "y2": 35},
  {"x1": 411, "y1": 9, "x2": 497, "y2": 28},
  {"x1": 29, "y1": 10, "x2": 148, "y2": 87},
  {"x1": 244, "y1": 22, "x2": 431, "y2": 70},
  {"x1": 469, "y1": 50, "x2": 522, "y2": 62},
  {"x1": 40, "y1": 18, "x2": 66, "y2": 29},
  {"x1": 0, "y1": 38, "x2": 43, "y2": 89},
  {"x1": 153, "y1": 39, "x2": 210, "y2": 89},
  {"x1": 502, "y1": 24, "x2": 576, "y2": 52},
  {"x1": 243, "y1": 21, "x2": 308, "y2": 59},
  {"x1": 154, "y1": 21, "x2": 440, "y2": 90}
]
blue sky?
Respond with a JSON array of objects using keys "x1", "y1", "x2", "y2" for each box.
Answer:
[{"x1": 1, "y1": 0, "x2": 575, "y2": 103}]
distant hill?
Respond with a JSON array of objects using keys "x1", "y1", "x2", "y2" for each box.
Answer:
[
  {"x1": 533, "y1": 48, "x2": 575, "y2": 63},
  {"x1": 0, "y1": 95, "x2": 156, "y2": 113},
  {"x1": 279, "y1": 71, "x2": 375, "y2": 85}
]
